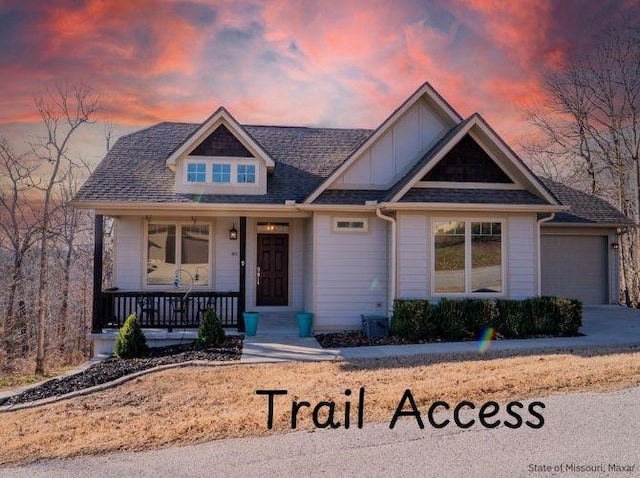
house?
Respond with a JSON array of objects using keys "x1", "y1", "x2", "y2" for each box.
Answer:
[{"x1": 73, "y1": 82, "x2": 630, "y2": 339}]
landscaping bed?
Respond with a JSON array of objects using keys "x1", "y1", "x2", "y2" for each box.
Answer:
[{"x1": 1, "y1": 336, "x2": 242, "y2": 406}]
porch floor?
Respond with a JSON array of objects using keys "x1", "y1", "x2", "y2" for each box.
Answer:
[{"x1": 240, "y1": 312, "x2": 337, "y2": 363}]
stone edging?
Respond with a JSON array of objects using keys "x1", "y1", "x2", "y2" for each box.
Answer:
[{"x1": 0, "y1": 360, "x2": 240, "y2": 413}]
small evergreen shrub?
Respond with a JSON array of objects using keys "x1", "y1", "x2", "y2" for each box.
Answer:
[
  {"x1": 197, "y1": 308, "x2": 225, "y2": 347},
  {"x1": 114, "y1": 313, "x2": 148, "y2": 358}
]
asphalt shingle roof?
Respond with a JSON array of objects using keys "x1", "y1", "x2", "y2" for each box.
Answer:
[
  {"x1": 540, "y1": 178, "x2": 632, "y2": 225},
  {"x1": 74, "y1": 122, "x2": 372, "y2": 204},
  {"x1": 73, "y1": 120, "x2": 631, "y2": 226}
]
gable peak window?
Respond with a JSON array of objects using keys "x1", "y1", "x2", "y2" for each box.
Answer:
[
  {"x1": 212, "y1": 164, "x2": 231, "y2": 183},
  {"x1": 237, "y1": 164, "x2": 256, "y2": 184},
  {"x1": 186, "y1": 162, "x2": 206, "y2": 183}
]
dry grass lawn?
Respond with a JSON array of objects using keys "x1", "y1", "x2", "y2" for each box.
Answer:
[{"x1": 1, "y1": 346, "x2": 639, "y2": 466}]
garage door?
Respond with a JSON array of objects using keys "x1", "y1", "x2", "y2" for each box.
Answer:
[{"x1": 541, "y1": 235, "x2": 608, "y2": 304}]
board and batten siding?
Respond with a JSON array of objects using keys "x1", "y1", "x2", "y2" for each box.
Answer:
[
  {"x1": 396, "y1": 212, "x2": 539, "y2": 299},
  {"x1": 333, "y1": 99, "x2": 450, "y2": 188},
  {"x1": 113, "y1": 216, "x2": 143, "y2": 290},
  {"x1": 314, "y1": 214, "x2": 388, "y2": 330}
]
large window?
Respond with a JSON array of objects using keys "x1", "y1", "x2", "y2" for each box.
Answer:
[
  {"x1": 147, "y1": 223, "x2": 210, "y2": 286},
  {"x1": 186, "y1": 162, "x2": 206, "y2": 183},
  {"x1": 433, "y1": 220, "x2": 502, "y2": 294}
]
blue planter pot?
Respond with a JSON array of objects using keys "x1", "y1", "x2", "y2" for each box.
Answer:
[
  {"x1": 243, "y1": 312, "x2": 259, "y2": 336},
  {"x1": 297, "y1": 312, "x2": 313, "y2": 337}
]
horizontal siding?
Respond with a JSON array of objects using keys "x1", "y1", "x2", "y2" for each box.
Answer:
[
  {"x1": 114, "y1": 217, "x2": 142, "y2": 290},
  {"x1": 315, "y1": 214, "x2": 388, "y2": 328},
  {"x1": 507, "y1": 214, "x2": 537, "y2": 298},
  {"x1": 397, "y1": 213, "x2": 428, "y2": 298},
  {"x1": 215, "y1": 218, "x2": 237, "y2": 291}
]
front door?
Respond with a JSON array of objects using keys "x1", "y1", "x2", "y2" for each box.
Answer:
[{"x1": 256, "y1": 234, "x2": 289, "y2": 306}]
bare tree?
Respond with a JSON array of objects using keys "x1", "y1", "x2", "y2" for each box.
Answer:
[
  {"x1": 32, "y1": 83, "x2": 98, "y2": 374},
  {"x1": 525, "y1": 21, "x2": 640, "y2": 305},
  {"x1": 0, "y1": 138, "x2": 41, "y2": 357}
]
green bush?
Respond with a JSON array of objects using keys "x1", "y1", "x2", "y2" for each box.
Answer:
[
  {"x1": 114, "y1": 313, "x2": 148, "y2": 358},
  {"x1": 391, "y1": 299, "x2": 433, "y2": 340},
  {"x1": 495, "y1": 300, "x2": 524, "y2": 337},
  {"x1": 391, "y1": 296, "x2": 583, "y2": 341},
  {"x1": 197, "y1": 309, "x2": 225, "y2": 347}
]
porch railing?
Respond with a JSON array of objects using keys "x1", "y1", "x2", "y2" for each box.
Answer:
[{"x1": 98, "y1": 290, "x2": 241, "y2": 330}]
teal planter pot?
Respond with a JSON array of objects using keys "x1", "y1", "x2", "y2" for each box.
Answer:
[
  {"x1": 297, "y1": 312, "x2": 313, "y2": 337},
  {"x1": 243, "y1": 312, "x2": 259, "y2": 336}
]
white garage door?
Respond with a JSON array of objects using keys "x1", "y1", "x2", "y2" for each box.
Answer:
[{"x1": 541, "y1": 235, "x2": 608, "y2": 304}]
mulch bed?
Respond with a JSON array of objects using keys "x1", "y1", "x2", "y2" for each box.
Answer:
[
  {"x1": 1, "y1": 336, "x2": 243, "y2": 407},
  {"x1": 315, "y1": 332, "x2": 435, "y2": 348}
]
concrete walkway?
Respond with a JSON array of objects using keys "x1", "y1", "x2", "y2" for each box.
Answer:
[{"x1": 241, "y1": 305, "x2": 640, "y2": 363}]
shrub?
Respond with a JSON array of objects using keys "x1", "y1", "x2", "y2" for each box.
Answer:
[
  {"x1": 433, "y1": 298, "x2": 472, "y2": 340},
  {"x1": 391, "y1": 299, "x2": 433, "y2": 340},
  {"x1": 197, "y1": 309, "x2": 225, "y2": 347},
  {"x1": 391, "y1": 296, "x2": 583, "y2": 341},
  {"x1": 114, "y1": 313, "x2": 148, "y2": 358},
  {"x1": 495, "y1": 300, "x2": 524, "y2": 337}
]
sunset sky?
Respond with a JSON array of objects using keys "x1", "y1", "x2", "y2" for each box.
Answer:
[{"x1": 1, "y1": 0, "x2": 638, "y2": 164}]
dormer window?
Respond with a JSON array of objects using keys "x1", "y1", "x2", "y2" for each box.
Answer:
[
  {"x1": 186, "y1": 162, "x2": 206, "y2": 183},
  {"x1": 212, "y1": 164, "x2": 231, "y2": 183},
  {"x1": 237, "y1": 164, "x2": 256, "y2": 184}
]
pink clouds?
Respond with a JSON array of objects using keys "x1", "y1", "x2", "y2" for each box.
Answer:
[{"x1": 0, "y1": 0, "x2": 638, "y2": 154}]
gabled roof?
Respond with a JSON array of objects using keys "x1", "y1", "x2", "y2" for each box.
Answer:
[
  {"x1": 387, "y1": 113, "x2": 559, "y2": 205},
  {"x1": 304, "y1": 82, "x2": 462, "y2": 204},
  {"x1": 73, "y1": 122, "x2": 372, "y2": 205},
  {"x1": 164, "y1": 107, "x2": 276, "y2": 170}
]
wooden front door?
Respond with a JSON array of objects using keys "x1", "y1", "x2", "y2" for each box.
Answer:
[{"x1": 256, "y1": 234, "x2": 289, "y2": 306}]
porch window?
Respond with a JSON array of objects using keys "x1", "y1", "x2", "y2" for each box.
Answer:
[
  {"x1": 147, "y1": 223, "x2": 210, "y2": 286},
  {"x1": 212, "y1": 164, "x2": 231, "y2": 183},
  {"x1": 186, "y1": 162, "x2": 206, "y2": 183},
  {"x1": 433, "y1": 220, "x2": 502, "y2": 294},
  {"x1": 237, "y1": 164, "x2": 256, "y2": 183}
]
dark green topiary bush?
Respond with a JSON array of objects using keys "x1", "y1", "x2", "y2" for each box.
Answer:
[
  {"x1": 197, "y1": 308, "x2": 225, "y2": 347},
  {"x1": 114, "y1": 313, "x2": 148, "y2": 358}
]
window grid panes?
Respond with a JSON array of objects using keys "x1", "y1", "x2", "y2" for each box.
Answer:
[
  {"x1": 212, "y1": 164, "x2": 231, "y2": 183},
  {"x1": 186, "y1": 163, "x2": 206, "y2": 183},
  {"x1": 237, "y1": 164, "x2": 256, "y2": 183}
]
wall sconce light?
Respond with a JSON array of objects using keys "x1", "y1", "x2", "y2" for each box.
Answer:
[
  {"x1": 611, "y1": 242, "x2": 620, "y2": 250},
  {"x1": 229, "y1": 223, "x2": 238, "y2": 240}
]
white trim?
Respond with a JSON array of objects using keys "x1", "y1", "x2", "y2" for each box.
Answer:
[
  {"x1": 380, "y1": 202, "x2": 567, "y2": 213},
  {"x1": 304, "y1": 82, "x2": 461, "y2": 204},
  {"x1": 430, "y1": 218, "x2": 506, "y2": 297},
  {"x1": 165, "y1": 107, "x2": 275, "y2": 169},
  {"x1": 416, "y1": 181, "x2": 523, "y2": 190}
]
